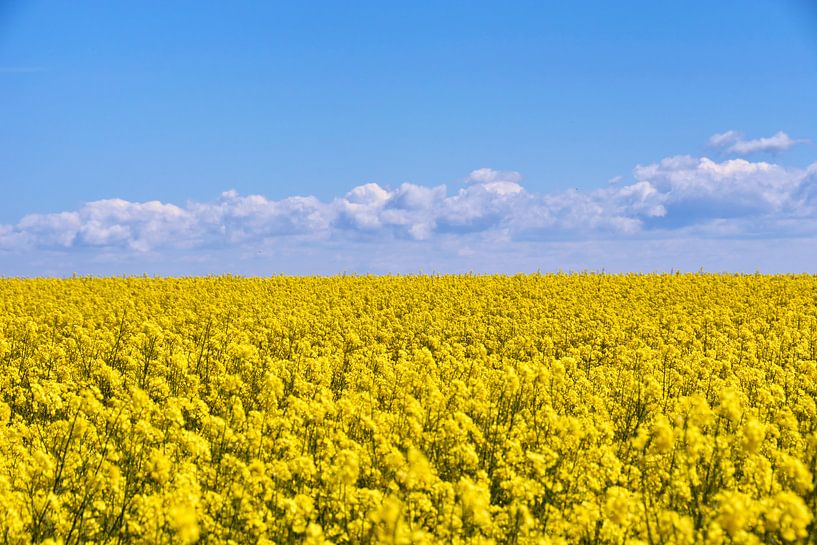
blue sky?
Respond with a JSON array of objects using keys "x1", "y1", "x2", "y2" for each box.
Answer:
[{"x1": 1, "y1": 1, "x2": 816, "y2": 275}]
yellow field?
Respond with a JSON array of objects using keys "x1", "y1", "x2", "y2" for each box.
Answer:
[{"x1": 0, "y1": 275, "x2": 815, "y2": 544}]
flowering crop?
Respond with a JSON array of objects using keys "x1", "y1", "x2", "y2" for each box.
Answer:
[{"x1": 0, "y1": 274, "x2": 815, "y2": 544}]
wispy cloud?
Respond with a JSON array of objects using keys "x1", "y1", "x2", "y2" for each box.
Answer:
[
  {"x1": 2, "y1": 133, "x2": 816, "y2": 274},
  {"x1": 708, "y1": 130, "x2": 809, "y2": 155}
]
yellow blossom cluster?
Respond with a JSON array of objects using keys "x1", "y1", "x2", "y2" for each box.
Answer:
[{"x1": 0, "y1": 274, "x2": 815, "y2": 544}]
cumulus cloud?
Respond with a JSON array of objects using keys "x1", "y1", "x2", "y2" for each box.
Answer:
[
  {"x1": 2, "y1": 143, "x2": 817, "y2": 274},
  {"x1": 634, "y1": 156, "x2": 802, "y2": 218},
  {"x1": 2, "y1": 161, "x2": 816, "y2": 253},
  {"x1": 465, "y1": 168, "x2": 524, "y2": 195},
  {"x1": 191, "y1": 191, "x2": 334, "y2": 243},
  {"x1": 11, "y1": 200, "x2": 197, "y2": 252},
  {"x1": 708, "y1": 130, "x2": 809, "y2": 155}
]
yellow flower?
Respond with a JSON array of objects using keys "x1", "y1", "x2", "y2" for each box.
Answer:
[
  {"x1": 149, "y1": 448, "x2": 172, "y2": 485},
  {"x1": 762, "y1": 491, "x2": 813, "y2": 541},
  {"x1": 741, "y1": 417, "x2": 765, "y2": 453},
  {"x1": 651, "y1": 415, "x2": 674, "y2": 453},
  {"x1": 714, "y1": 491, "x2": 756, "y2": 538},
  {"x1": 1, "y1": 274, "x2": 816, "y2": 544}
]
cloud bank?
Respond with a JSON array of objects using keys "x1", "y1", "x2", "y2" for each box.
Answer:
[{"x1": 2, "y1": 134, "x2": 816, "y2": 275}]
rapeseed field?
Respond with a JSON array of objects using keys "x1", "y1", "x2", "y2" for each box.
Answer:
[{"x1": 0, "y1": 274, "x2": 815, "y2": 544}]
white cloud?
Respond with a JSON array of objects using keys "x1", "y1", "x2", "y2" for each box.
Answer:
[
  {"x1": 191, "y1": 191, "x2": 334, "y2": 242},
  {"x1": 15, "y1": 199, "x2": 197, "y2": 252},
  {"x1": 708, "y1": 130, "x2": 742, "y2": 148},
  {"x1": 793, "y1": 163, "x2": 817, "y2": 213},
  {"x1": 633, "y1": 155, "x2": 802, "y2": 218},
  {"x1": 338, "y1": 183, "x2": 393, "y2": 230},
  {"x1": 465, "y1": 168, "x2": 524, "y2": 195},
  {"x1": 708, "y1": 130, "x2": 808, "y2": 155},
  {"x1": 17, "y1": 211, "x2": 81, "y2": 247},
  {"x1": 2, "y1": 145, "x2": 817, "y2": 274},
  {"x1": 3, "y1": 160, "x2": 815, "y2": 251}
]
